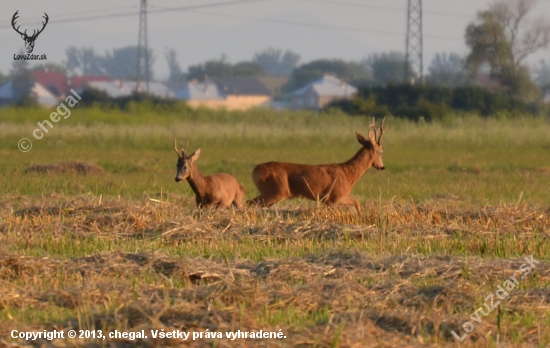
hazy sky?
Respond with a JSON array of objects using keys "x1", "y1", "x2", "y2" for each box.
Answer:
[{"x1": 1, "y1": 0, "x2": 549, "y2": 79}]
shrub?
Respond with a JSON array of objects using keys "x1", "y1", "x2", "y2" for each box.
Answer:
[
  {"x1": 330, "y1": 83, "x2": 538, "y2": 120},
  {"x1": 75, "y1": 89, "x2": 191, "y2": 113}
]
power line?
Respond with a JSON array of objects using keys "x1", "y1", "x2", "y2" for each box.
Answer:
[
  {"x1": 50, "y1": 5, "x2": 139, "y2": 20},
  {"x1": 0, "y1": 0, "x2": 462, "y2": 42},
  {"x1": 147, "y1": 2, "x2": 461, "y2": 41},
  {"x1": 2, "y1": 5, "x2": 139, "y2": 28},
  {"x1": 0, "y1": 0, "x2": 264, "y2": 29},
  {"x1": 186, "y1": 9, "x2": 461, "y2": 41},
  {"x1": 294, "y1": 0, "x2": 472, "y2": 18}
]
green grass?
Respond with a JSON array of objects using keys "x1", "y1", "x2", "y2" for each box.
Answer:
[
  {"x1": 2, "y1": 106, "x2": 550, "y2": 207},
  {"x1": 1, "y1": 106, "x2": 550, "y2": 346}
]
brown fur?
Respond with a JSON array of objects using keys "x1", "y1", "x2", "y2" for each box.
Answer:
[
  {"x1": 247, "y1": 121, "x2": 385, "y2": 212},
  {"x1": 175, "y1": 142, "x2": 244, "y2": 209}
]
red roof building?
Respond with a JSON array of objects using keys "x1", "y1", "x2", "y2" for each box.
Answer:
[
  {"x1": 70, "y1": 75, "x2": 112, "y2": 91},
  {"x1": 30, "y1": 71, "x2": 69, "y2": 98}
]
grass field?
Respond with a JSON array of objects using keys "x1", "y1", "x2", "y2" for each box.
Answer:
[{"x1": 0, "y1": 105, "x2": 549, "y2": 347}]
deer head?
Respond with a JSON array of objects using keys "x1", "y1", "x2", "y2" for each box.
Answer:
[
  {"x1": 356, "y1": 117, "x2": 385, "y2": 170},
  {"x1": 174, "y1": 139, "x2": 201, "y2": 182},
  {"x1": 12, "y1": 11, "x2": 49, "y2": 54}
]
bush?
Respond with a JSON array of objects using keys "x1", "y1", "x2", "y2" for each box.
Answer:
[
  {"x1": 394, "y1": 99, "x2": 452, "y2": 122},
  {"x1": 325, "y1": 95, "x2": 389, "y2": 117},
  {"x1": 76, "y1": 89, "x2": 191, "y2": 113},
  {"x1": 329, "y1": 83, "x2": 538, "y2": 121}
]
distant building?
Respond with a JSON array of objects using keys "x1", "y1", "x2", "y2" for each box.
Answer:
[
  {"x1": 0, "y1": 81, "x2": 58, "y2": 107},
  {"x1": 213, "y1": 77, "x2": 272, "y2": 110},
  {"x1": 31, "y1": 71, "x2": 69, "y2": 99},
  {"x1": 81, "y1": 80, "x2": 174, "y2": 99},
  {"x1": 0, "y1": 70, "x2": 71, "y2": 106},
  {"x1": 291, "y1": 74, "x2": 357, "y2": 110},
  {"x1": 70, "y1": 75, "x2": 112, "y2": 91},
  {"x1": 0, "y1": 71, "x2": 180, "y2": 107},
  {"x1": 257, "y1": 76, "x2": 289, "y2": 96},
  {"x1": 173, "y1": 77, "x2": 272, "y2": 110},
  {"x1": 173, "y1": 80, "x2": 226, "y2": 109}
]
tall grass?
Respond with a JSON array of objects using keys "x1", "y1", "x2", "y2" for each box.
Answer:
[
  {"x1": 1, "y1": 106, "x2": 550, "y2": 346},
  {"x1": 1, "y1": 106, "x2": 550, "y2": 206}
]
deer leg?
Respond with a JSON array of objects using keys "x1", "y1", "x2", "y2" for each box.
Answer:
[
  {"x1": 232, "y1": 197, "x2": 244, "y2": 209},
  {"x1": 331, "y1": 196, "x2": 362, "y2": 213},
  {"x1": 197, "y1": 196, "x2": 216, "y2": 209},
  {"x1": 248, "y1": 175, "x2": 290, "y2": 207},
  {"x1": 218, "y1": 199, "x2": 233, "y2": 208},
  {"x1": 233, "y1": 187, "x2": 245, "y2": 209},
  {"x1": 216, "y1": 200, "x2": 227, "y2": 208},
  {"x1": 246, "y1": 197, "x2": 262, "y2": 206},
  {"x1": 247, "y1": 195, "x2": 286, "y2": 207}
]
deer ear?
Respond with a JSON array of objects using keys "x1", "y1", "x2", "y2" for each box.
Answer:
[
  {"x1": 188, "y1": 148, "x2": 201, "y2": 163},
  {"x1": 356, "y1": 131, "x2": 368, "y2": 145}
]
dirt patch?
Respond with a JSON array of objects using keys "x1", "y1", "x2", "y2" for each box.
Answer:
[
  {"x1": 24, "y1": 161, "x2": 103, "y2": 175},
  {"x1": 447, "y1": 165, "x2": 481, "y2": 174}
]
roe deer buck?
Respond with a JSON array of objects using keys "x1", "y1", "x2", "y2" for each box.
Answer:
[
  {"x1": 174, "y1": 139, "x2": 245, "y2": 208},
  {"x1": 247, "y1": 118, "x2": 385, "y2": 212}
]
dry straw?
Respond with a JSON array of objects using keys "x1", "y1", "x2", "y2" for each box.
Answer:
[{"x1": 0, "y1": 195, "x2": 549, "y2": 346}]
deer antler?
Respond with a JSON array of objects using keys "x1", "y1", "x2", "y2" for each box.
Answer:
[
  {"x1": 369, "y1": 117, "x2": 377, "y2": 132},
  {"x1": 368, "y1": 117, "x2": 379, "y2": 145},
  {"x1": 11, "y1": 11, "x2": 24, "y2": 36},
  {"x1": 369, "y1": 117, "x2": 386, "y2": 145},
  {"x1": 377, "y1": 117, "x2": 386, "y2": 144},
  {"x1": 174, "y1": 139, "x2": 181, "y2": 158},
  {"x1": 182, "y1": 139, "x2": 188, "y2": 156}
]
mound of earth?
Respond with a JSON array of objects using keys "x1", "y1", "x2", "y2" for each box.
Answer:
[{"x1": 24, "y1": 161, "x2": 103, "y2": 175}]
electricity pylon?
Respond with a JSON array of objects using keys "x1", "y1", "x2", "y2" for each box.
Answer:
[
  {"x1": 405, "y1": 0, "x2": 423, "y2": 83},
  {"x1": 136, "y1": 0, "x2": 149, "y2": 93}
]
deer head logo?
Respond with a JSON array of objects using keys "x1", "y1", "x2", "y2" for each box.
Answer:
[{"x1": 12, "y1": 11, "x2": 49, "y2": 54}]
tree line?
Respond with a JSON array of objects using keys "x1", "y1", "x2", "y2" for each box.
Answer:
[{"x1": 2, "y1": 0, "x2": 550, "y2": 110}]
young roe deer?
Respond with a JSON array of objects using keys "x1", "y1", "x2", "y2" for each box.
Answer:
[
  {"x1": 247, "y1": 118, "x2": 385, "y2": 212},
  {"x1": 174, "y1": 139, "x2": 245, "y2": 208}
]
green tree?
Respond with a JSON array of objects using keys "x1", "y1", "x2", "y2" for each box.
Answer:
[
  {"x1": 31, "y1": 62, "x2": 68, "y2": 75},
  {"x1": 253, "y1": 48, "x2": 300, "y2": 76},
  {"x1": 465, "y1": 0, "x2": 550, "y2": 100},
  {"x1": 0, "y1": 70, "x2": 9, "y2": 86},
  {"x1": 187, "y1": 59, "x2": 233, "y2": 81},
  {"x1": 102, "y1": 46, "x2": 155, "y2": 80},
  {"x1": 365, "y1": 52, "x2": 411, "y2": 85},
  {"x1": 427, "y1": 52, "x2": 471, "y2": 86},
  {"x1": 286, "y1": 59, "x2": 370, "y2": 91},
  {"x1": 165, "y1": 48, "x2": 185, "y2": 82},
  {"x1": 187, "y1": 59, "x2": 265, "y2": 81},
  {"x1": 65, "y1": 46, "x2": 155, "y2": 79},
  {"x1": 535, "y1": 59, "x2": 550, "y2": 88},
  {"x1": 10, "y1": 51, "x2": 36, "y2": 105},
  {"x1": 233, "y1": 62, "x2": 265, "y2": 77},
  {"x1": 64, "y1": 46, "x2": 103, "y2": 75}
]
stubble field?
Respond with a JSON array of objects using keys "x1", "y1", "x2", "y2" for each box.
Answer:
[{"x1": 0, "y1": 106, "x2": 549, "y2": 347}]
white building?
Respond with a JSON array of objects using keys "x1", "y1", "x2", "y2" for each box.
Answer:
[
  {"x1": 82, "y1": 80, "x2": 174, "y2": 99},
  {"x1": 291, "y1": 75, "x2": 357, "y2": 110},
  {"x1": 0, "y1": 81, "x2": 59, "y2": 107}
]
